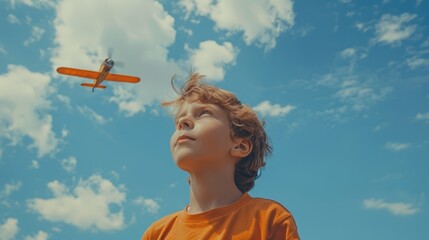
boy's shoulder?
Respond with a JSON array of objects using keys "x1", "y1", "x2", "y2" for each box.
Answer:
[
  {"x1": 141, "y1": 210, "x2": 182, "y2": 239},
  {"x1": 249, "y1": 196, "x2": 294, "y2": 219},
  {"x1": 148, "y1": 210, "x2": 182, "y2": 229}
]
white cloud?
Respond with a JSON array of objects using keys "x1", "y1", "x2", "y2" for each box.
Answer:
[
  {"x1": 60, "y1": 156, "x2": 77, "y2": 173},
  {"x1": 0, "y1": 65, "x2": 58, "y2": 158},
  {"x1": 317, "y1": 72, "x2": 392, "y2": 112},
  {"x1": 416, "y1": 112, "x2": 429, "y2": 121},
  {"x1": 27, "y1": 174, "x2": 127, "y2": 231},
  {"x1": 363, "y1": 198, "x2": 420, "y2": 215},
  {"x1": 252, "y1": 100, "x2": 295, "y2": 117},
  {"x1": 25, "y1": 231, "x2": 49, "y2": 240},
  {"x1": 355, "y1": 21, "x2": 372, "y2": 32},
  {"x1": 8, "y1": 0, "x2": 56, "y2": 9},
  {"x1": 385, "y1": 141, "x2": 410, "y2": 151},
  {"x1": 56, "y1": 95, "x2": 71, "y2": 109},
  {"x1": 186, "y1": 41, "x2": 238, "y2": 81},
  {"x1": 0, "y1": 181, "x2": 22, "y2": 199},
  {"x1": 77, "y1": 106, "x2": 110, "y2": 125},
  {"x1": 0, "y1": 46, "x2": 6, "y2": 55},
  {"x1": 291, "y1": 25, "x2": 314, "y2": 37},
  {"x1": 340, "y1": 48, "x2": 356, "y2": 58},
  {"x1": 316, "y1": 106, "x2": 348, "y2": 125},
  {"x1": 334, "y1": 83, "x2": 390, "y2": 111},
  {"x1": 179, "y1": 26, "x2": 193, "y2": 36},
  {"x1": 179, "y1": 0, "x2": 295, "y2": 51},
  {"x1": 61, "y1": 127, "x2": 69, "y2": 138},
  {"x1": 0, "y1": 218, "x2": 19, "y2": 240},
  {"x1": 134, "y1": 196, "x2": 161, "y2": 215},
  {"x1": 7, "y1": 14, "x2": 20, "y2": 24},
  {"x1": 30, "y1": 160, "x2": 40, "y2": 169},
  {"x1": 406, "y1": 57, "x2": 429, "y2": 69},
  {"x1": 24, "y1": 26, "x2": 45, "y2": 47},
  {"x1": 373, "y1": 122, "x2": 388, "y2": 132},
  {"x1": 374, "y1": 13, "x2": 417, "y2": 45},
  {"x1": 51, "y1": 0, "x2": 183, "y2": 117}
]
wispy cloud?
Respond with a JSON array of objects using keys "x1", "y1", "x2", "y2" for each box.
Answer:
[
  {"x1": 25, "y1": 231, "x2": 49, "y2": 240},
  {"x1": 8, "y1": 0, "x2": 56, "y2": 9},
  {"x1": 7, "y1": 14, "x2": 20, "y2": 24},
  {"x1": 385, "y1": 141, "x2": 411, "y2": 151},
  {"x1": 77, "y1": 106, "x2": 111, "y2": 125},
  {"x1": 373, "y1": 122, "x2": 388, "y2": 132},
  {"x1": 380, "y1": 173, "x2": 402, "y2": 182},
  {"x1": 416, "y1": 112, "x2": 429, "y2": 122},
  {"x1": 61, "y1": 128, "x2": 69, "y2": 138},
  {"x1": 373, "y1": 13, "x2": 417, "y2": 45},
  {"x1": 57, "y1": 95, "x2": 71, "y2": 109},
  {"x1": 0, "y1": 218, "x2": 19, "y2": 240},
  {"x1": 60, "y1": 156, "x2": 77, "y2": 173},
  {"x1": 252, "y1": 101, "x2": 295, "y2": 117},
  {"x1": 355, "y1": 21, "x2": 372, "y2": 32},
  {"x1": 406, "y1": 57, "x2": 429, "y2": 69},
  {"x1": 339, "y1": 47, "x2": 367, "y2": 60},
  {"x1": 1, "y1": 181, "x2": 22, "y2": 199},
  {"x1": 27, "y1": 174, "x2": 127, "y2": 231},
  {"x1": 316, "y1": 72, "x2": 392, "y2": 112},
  {"x1": 134, "y1": 196, "x2": 161, "y2": 215},
  {"x1": 30, "y1": 160, "x2": 40, "y2": 169},
  {"x1": 0, "y1": 46, "x2": 6, "y2": 55},
  {"x1": 363, "y1": 198, "x2": 420, "y2": 215},
  {"x1": 339, "y1": 48, "x2": 356, "y2": 59},
  {"x1": 316, "y1": 106, "x2": 348, "y2": 125},
  {"x1": 24, "y1": 26, "x2": 45, "y2": 47}
]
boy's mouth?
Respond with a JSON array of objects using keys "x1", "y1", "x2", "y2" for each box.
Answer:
[{"x1": 176, "y1": 134, "x2": 195, "y2": 144}]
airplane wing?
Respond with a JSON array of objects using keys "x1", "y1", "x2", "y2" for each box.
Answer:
[
  {"x1": 57, "y1": 67, "x2": 99, "y2": 79},
  {"x1": 105, "y1": 73, "x2": 140, "y2": 83}
]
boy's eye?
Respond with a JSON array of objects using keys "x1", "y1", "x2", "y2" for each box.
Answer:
[{"x1": 199, "y1": 110, "x2": 212, "y2": 117}]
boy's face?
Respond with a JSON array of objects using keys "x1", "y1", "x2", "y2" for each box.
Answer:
[{"x1": 170, "y1": 100, "x2": 236, "y2": 172}]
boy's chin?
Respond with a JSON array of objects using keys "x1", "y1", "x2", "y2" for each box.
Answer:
[
  {"x1": 173, "y1": 156, "x2": 198, "y2": 172},
  {"x1": 173, "y1": 155, "x2": 211, "y2": 173}
]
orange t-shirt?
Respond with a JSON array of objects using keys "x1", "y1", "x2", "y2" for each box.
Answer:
[{"x1": 141, "y1": 192, "x2": 300, "y2": 240}]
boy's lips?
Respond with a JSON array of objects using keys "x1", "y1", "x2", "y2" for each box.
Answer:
[{"x1": 176, "y1": 134, "x2": 196, "y2": 144}]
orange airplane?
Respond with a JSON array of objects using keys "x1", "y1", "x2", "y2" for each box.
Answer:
[{"x1": 56, "y1": 58, "x2": 140, "y2": 92}]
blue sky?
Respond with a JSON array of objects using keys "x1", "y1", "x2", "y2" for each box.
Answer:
[{"x1": 0, "y1": 0, "x2": 428, "y2": 239}]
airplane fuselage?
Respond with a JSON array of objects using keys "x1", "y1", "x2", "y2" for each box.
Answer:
[{"x1": 93, "y1": 58, "x2": 114, "y2": 90}]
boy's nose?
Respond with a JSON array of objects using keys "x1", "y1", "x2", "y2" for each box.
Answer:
[{"x1": 177, "y1": 117, "x2": 194, "y2": 130}]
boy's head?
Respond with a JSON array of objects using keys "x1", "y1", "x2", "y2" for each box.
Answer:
[{"x1": 162, "y1": 73, "x2": 272, "y2": 193}]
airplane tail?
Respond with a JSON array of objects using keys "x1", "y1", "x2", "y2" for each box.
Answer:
[{"x1": 80, "y1": 83, "x2": 106, "y2": 89}]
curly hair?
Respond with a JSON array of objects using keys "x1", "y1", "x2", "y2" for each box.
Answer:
[{"x1": 161, "y1": 73, "x2": 272, "y2": 193}]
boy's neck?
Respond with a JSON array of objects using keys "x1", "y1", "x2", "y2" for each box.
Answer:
[{"x1": 187, "y1": 168, "x2": 243, "y2": 214}]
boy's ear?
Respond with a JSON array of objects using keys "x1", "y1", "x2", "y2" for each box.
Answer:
[{"x1": 230, "y1": 138, "x2": 253, "y2": 158}]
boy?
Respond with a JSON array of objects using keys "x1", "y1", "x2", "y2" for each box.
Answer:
[{"x1": 142, "y1": 73, "x2": 299, "y2": 239}]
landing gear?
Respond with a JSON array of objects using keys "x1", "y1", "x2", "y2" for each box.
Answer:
[{"x1": 92, "y1": 88, "x2": 95, "y2": 93}]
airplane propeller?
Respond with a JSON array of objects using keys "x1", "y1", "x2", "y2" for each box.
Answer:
[
  {"x1": 105, "y1": 48, "x2": 125, "y2": 71},
  {"x1": 108, "y1": 47, "x2": 114, "y2": 59}
]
